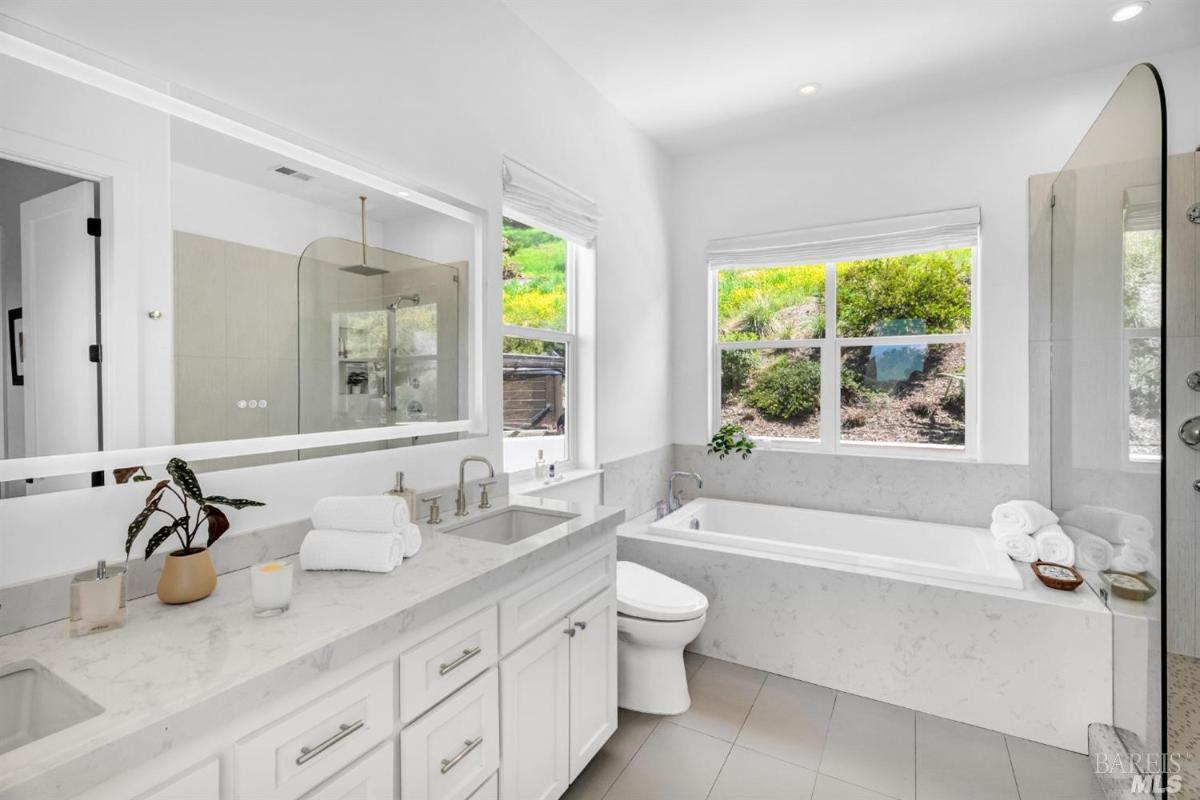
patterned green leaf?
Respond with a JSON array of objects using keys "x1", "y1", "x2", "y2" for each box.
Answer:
[
  {"x1": 126, "y1": 498, "x2": 162, "y2": 557},
  {"x1": 204, "y1": 495, "x2": 266, "y2": 510},
  {"x1": 144, "y1": 516, "x2": 188, "y2": 560},
  {"x1": 167, "y1": 458, "x2": 204, "y2": 504},
  {"x1": 204, "y1": 506, "x2": 230, "y2": 548},
  {"x1": 145, "y1": 479, "x2": 171, "y2": 507}
]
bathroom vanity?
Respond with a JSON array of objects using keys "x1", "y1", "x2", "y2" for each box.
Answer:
[{"x1": 0, "y1": 496, "x2": 622, "y2": 800}]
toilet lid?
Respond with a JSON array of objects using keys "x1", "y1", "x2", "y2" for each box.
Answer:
[{"x1": 617, "y1": 561, "x2": 708, "y2": 622}]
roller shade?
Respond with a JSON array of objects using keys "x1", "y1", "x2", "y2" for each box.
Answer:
[
  {"x1": 502, "y1": 157, "x2": 601, "y2": 246},
  {"x1": 1124, "y1": 185, "x2": 1161, "y2": 233},
  {"x1": 707, "y1": 207, "x2": 980, "y2": 269}
]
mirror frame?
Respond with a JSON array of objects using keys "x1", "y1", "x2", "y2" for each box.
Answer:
[{"x1": 0, "y1": 29, "x2": 487, "y2": 483}]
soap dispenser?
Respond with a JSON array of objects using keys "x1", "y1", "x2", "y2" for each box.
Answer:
[
  {"x1": 387, "y1": 471, "x2": 418, "y2": 522},
  {"x1": 69, "y1": 560, "x2": 126, "y2": 637},
  {"x1": 533, "y1": 449, "x2": 547, "y2": 480}
]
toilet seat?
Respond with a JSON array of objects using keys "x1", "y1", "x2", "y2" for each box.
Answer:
[{"x1": 617, "y1": 561, "x2": 708, "y2": 622}]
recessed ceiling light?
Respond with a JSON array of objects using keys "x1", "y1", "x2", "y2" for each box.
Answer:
[
  {"x1": 798, "y1": 83, "x2": 821, "y2": 97},
  {"x1": 1112, "y1": 2, "x2": 1148, "y2": 22}
]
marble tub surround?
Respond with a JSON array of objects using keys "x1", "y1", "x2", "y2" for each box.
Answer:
[
  {"x1": 600, "y1": 444, "x2": 675, "y2": 517},
  {"x1": 0, "y1": 475, "x2": 509, "y2": 637},
  {"x1": 619, "y1": 514, "x2": 1112, "y2": 753},
  {"x1": 0, "y1": 494, "x2": 622, "y2": 800},
  {"x1": 672, "y1": 444, "x2": 1032, "y2": 528}
]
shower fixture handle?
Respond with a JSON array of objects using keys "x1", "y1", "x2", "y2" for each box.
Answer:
[{"x1": 1179, "y1": 417, "x2": 1200, "y2": 449}]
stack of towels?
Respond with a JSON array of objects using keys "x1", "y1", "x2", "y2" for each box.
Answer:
[
  {"x1": 1060, "y1": 505, "x2": 1155, "y2": 574},
  {"x1": 299, "y1": 496, "x2": 422, "y2": 573},
  {"x1": 990, "y1": 500, "x2": 1071, "y2": 565}
]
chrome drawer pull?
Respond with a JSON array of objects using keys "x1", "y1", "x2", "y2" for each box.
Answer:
[
  {"x1": 296, "y1": 720, "x2": 364, "y2": 765},
  {"x1": 439, "y1": 646, "x2": 482, "y2": 676},
  {"x1": 440, "y1": 736, "x2": 483, "y2": 774}
]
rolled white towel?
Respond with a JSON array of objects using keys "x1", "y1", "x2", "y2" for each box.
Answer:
[
  {"x1": 1033, "y1": 524, "x2": 1075, "y2": 567},
  {"x1": 990, "y1": 500, "x2": 1058, "y2": 535},
  {"x1": 399, "y1": 522, "x2": 422, "y2": 558},
  {"x1": 1110, "y1": 542, "x2": 1155, "y2": 574},
  {"x1": 990, "y1": 523, "x2": 1038, "y2": 563},
  {"x1": 311, "y1": 496, "x2": 410, "y2": 533},
  {"x1": 1059, "y1": 505, "x2": 1152, "y2": 545},
  {"x1": 299, "y1": 529, "x2": 403, "y2": 573},
  {"x1": 1063, "y1": 525, "x2": 1114, "y2": 572}
]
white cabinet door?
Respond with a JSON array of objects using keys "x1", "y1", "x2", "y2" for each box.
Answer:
[
  {"x1": 136, "y1": 759, "x2": 220, "y2": 800},
  {"x1": 499, "y1": 620, "x2": 571, "y2": 800},
  {"x1": 301, "y1": 743, "x2": 395, "y2": 800},
  {"x1": 567, "y1": 590, "x2": 617, "y2": 782},
  {"x1": 401, "y1": 670, "x2": 500, "y2": 800}
]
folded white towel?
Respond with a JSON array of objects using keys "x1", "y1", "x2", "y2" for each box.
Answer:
[
  {"x1": 990, "y1": 500, "x2": 1058, "y2": 535},
  {"x1": 299, "y1": 529, "x2": 403, "y2": 573},
  {"x1": 1059, "y1": 506, "x2": 1152, "y2": 545},
  {"x1": 990, "y1": 523, "x2": 1038, "y2": 563},
  {"x1": 1033, "y1": 524, "x2": 1075, "y2": 567},
  {"x1": 1110, "y1": 542, "x2": 1155, "y2": 574},
  {"x1": 311, "y1": 496, "x2": 410, "y2": 533},
  {"x1": 399, "y1": 522, "x2": 422, "y2": 558},
  {"x1": 1063, "y1": 525, "x2": 1114, "y2": 572}
]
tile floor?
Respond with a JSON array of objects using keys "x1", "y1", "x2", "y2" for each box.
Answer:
[{"x1": 565, "y1": 653, "x2": 1105, "y2": 800}]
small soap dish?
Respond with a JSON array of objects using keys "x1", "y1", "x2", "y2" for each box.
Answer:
[{"x1": 1030, "y1": 561, "x2": 1083, "y2": 591}]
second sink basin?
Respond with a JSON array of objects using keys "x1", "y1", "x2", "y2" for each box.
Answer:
[
  {"x1": 0, "y1": 660, "x2": 103, "y2": 756},
  {"x1": 441, "y1": 507, "x2": 578, "y2": 545}
]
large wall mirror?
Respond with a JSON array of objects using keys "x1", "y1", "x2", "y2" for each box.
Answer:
[{"x1": 0, "y1": 47, "x2": 484, "y2": 495}]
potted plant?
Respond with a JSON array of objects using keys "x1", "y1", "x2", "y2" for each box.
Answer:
[
  {"x1": 124, "y1": 458, "x2": 265, "y2": 604},
  {"x1": 707, "y1": 423, "x2": 755, "y2": 460}
]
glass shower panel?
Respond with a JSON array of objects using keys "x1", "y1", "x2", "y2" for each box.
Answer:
[
  {"x1": 297, "y1": 237, "x2": 462, "y2": 435},
  {"x1": 1046, "y1": 63, "x2": 1164, "y2": 764}
]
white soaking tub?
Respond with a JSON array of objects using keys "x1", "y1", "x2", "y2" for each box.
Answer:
[{"x1": 648, "y1": 497, "x2": 1023, "y2": 589}]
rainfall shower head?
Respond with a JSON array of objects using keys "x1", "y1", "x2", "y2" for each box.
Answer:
[
  {"x1": 339, "y1": 194, "x2": 389, "y2": 276},
  {"x1": 340, "y1": 264, "x2": 389, "y2": 277}
]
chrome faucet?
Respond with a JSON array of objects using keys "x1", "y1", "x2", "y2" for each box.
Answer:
[
  {"x1": 667, "y1": 471, "x2": 702, "y2": 513},
  {"x1": 456, "y1": 456, "x2": 495, "y2": 516}
]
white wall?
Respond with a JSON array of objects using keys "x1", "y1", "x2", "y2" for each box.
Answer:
[
  {"x1": 670, "y1": 46, "x2": 1200, "y2": 465},
  {"x1": 0, "y1": 1, "x2": 672, "y2": 585}
]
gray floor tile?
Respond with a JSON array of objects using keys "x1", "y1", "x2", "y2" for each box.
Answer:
[
  {"x1": 685, "y1": 650, "x2": 707, "y2": 680},
  {"x1": 737, "y1": 674, "x2": 836, "y2": 770},
  {"x1": 604, "y1": 721, "x2": 731, "y2": 800},
  {"x1": 810, "y1": 774, "x2": 897, "y2": 800},
  {"x1": 563, "y1": 709, "x2": 659, "y2": 800},
  {"x1": 818, "y1": 693, "x2": 915, "y2": 800},
  {"x1": 672, "y1": 657, "x2": 767, "y2": 741},
  {"x1": 708, "y1": 745, "x2": 817, "y2": 800},
  {"x1": 915, "y1": 713, "x2": 1018, "y2": 800},
  {"x1": 1006, "y1": 735, "x2": 1104, "y2": 800}
]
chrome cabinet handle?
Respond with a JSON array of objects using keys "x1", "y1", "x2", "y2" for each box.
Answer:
[
  {"x1": 440, "y1": 736, "x2": 483, "y2": 774},
  {"x1": 574, "y1": 621, "x2": 587, "y2": 630},
  {"x1": 296, "y1": 720, "x2": 364, "y2": 765},
  {"x1": 439, "y1": 646, "x2": 482, "y2": 676},
  {"x1": 563, "y1": 627, "x2": 576, "y2": 637}
]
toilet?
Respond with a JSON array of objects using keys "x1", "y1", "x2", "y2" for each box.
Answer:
[{"x1": 616, "y1": 561, "x2": 709, "y2": 715}]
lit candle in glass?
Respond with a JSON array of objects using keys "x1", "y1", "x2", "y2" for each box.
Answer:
[{"x1": 251, "y1": 560, "x2": 293, "y2": 617}]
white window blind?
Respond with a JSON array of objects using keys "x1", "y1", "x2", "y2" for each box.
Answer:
[
  {"x1": 1123, "y1": 185, "x2": 1161, "y2": 232},
  {"x1": 502, "y1": 157, "x2": 601, "y2": 246},
  {"x1": 706, "y1": 208, "x2": 980, "y2": 269}
]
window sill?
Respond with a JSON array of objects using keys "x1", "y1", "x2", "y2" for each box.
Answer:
[
  {"x1": 750, "y1": 437, "x2": 980, "y2": 464},
  {"x1": 508, "y1": 467, "x2": 603, "y2": 497}
]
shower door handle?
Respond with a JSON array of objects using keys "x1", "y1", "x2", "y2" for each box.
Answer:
[{"x1": 1179, "y1": 417, "x2": 1200, "y2": 449}]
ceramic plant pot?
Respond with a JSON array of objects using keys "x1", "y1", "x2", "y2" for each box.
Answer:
[{"x1": 157, "y1": 548, "x2": 217, "y2": 604}]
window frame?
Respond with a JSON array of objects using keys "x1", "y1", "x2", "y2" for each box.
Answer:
[
  {"x1": 501, "y1": 213, "x2": 579, "y2": 470},
  {"x1": 710, "y1": 249, "x2": 980, "y2": 461}
]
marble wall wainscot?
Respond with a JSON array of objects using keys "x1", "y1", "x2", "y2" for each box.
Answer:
[
  {"x1": 619, "y1": 527, "x2": 1112, "y2": 753},
  {"x1": 672, "y1": 444, "x2": 1032, "y2": 527},
  {"x1": 601, "y1": 444, "x2": 675, "y2": 517}
]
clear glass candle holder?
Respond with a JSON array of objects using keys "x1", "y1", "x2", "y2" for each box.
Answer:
[{"x1": 250, "y1": 560, "x2": 293, "y2": 617}]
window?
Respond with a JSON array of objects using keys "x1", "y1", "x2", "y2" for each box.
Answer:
[
  {"x1": 502, "y1": 217, "x2": 575, "y2": 469},
  {"x1": 710, "y1": 211, "x2": 978, "y2": 456},
  {"x1": 1121, "y1": 186, "x2": 1162, "y2": 463}
]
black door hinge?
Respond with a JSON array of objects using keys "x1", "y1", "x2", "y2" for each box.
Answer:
[
  {"x1": 87, "y1": 217, "x2": 101, "y2": 237},
  {"x1": 89, "y1": 344, "x2": 102, "y2": 363}
]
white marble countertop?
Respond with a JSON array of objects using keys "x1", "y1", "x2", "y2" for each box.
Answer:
[{"x1": 0, "y1": 494, "x2": 623, "y2": 800}]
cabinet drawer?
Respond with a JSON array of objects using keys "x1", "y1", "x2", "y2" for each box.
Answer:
[
  {"x1": 467, "y1": 772, "x2": 498, "y2": 800},
  {"x1": 400, "y1": 605, "x2": 498, "y2": 724},
  {"x1": 401, "y1": 670, "x2": 500, "y2": 800},
  {"x1": 136, "y1": 759, "x2": 220, "y2": 800},
  {"x1": 300, "y1": 742, "x2": 395, "y2": 800},
  {"x1": 235, "y1": 662, "x2": 394, "y2": 800},
  {"x1": 499, "y1": 545, "x2": 614, "y2": 652}
]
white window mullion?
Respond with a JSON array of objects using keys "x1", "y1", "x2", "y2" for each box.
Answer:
[
  {"x1": 821, "y1": 262, "x2": 838, "y2": 450},
  {"x1": 502, "y1": 324, "x2": 573, "y2": 346}
]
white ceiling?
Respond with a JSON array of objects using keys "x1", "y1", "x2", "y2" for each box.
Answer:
[{"x1": 501, "y1": 0, "x2": 1200, "y2": 153}]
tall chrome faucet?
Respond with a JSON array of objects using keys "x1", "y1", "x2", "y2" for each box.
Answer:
[
  {"x1": 666, "y1": 471, "x2": 702, "y2": 513},
  {"x1": 456, "y1": 456, "x2": 495, "y2": 517}
]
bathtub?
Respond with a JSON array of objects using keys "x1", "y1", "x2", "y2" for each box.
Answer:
[
  {"x1": 621, "y1": 497, "x2": 1114, "y2": 752},
  {"x1": 649, "y1": 498, "x2": 1023, "y2": 589}
]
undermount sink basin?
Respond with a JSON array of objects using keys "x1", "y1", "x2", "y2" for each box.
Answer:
[
  {"x1": 0, "y1": 660, "x2": 103, "y2": 755},
  {"x1": 441, "y1": 507, "x2": 578, "y2": 545}
]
